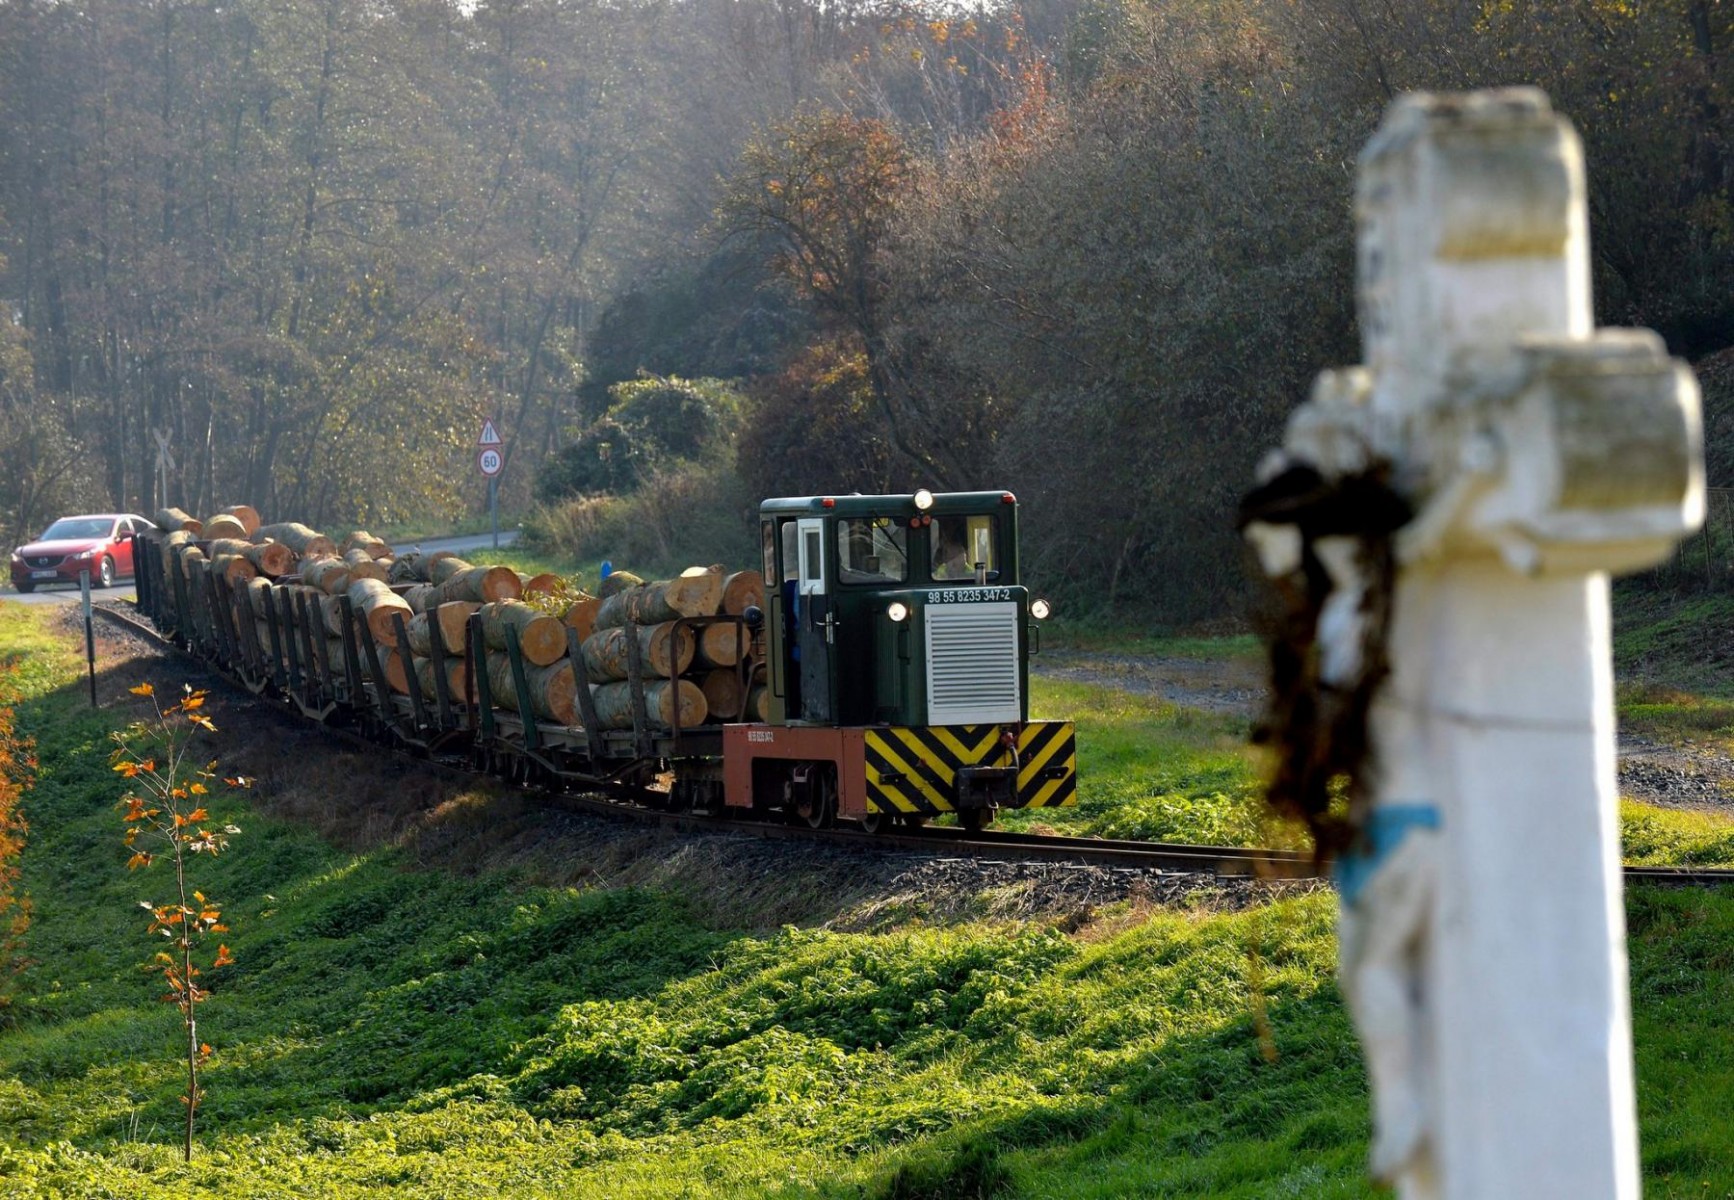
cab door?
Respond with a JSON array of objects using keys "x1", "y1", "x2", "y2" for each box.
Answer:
[{"x1": 795, "y1": 518, "x2": 834, "y2": 724}]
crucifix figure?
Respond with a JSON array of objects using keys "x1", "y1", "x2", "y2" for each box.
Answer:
[{"x1": 1245, "y1": 90, "x2": 1703, "y2": 1198}]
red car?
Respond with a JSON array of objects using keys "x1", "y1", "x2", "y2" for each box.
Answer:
[{"x1": 9, "y1": 513, "x2": 156, "y2": 592}]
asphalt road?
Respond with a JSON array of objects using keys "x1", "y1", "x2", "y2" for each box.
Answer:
[{"x1": 2, "y1": 529, "x2": 520, "y2": 607}]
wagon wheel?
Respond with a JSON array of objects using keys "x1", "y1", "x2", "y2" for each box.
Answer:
[
  {"x1": 793, "y1": 766, "x2": 836, "y2": 830},
  {"x1": 860, "y1": 809, "x2": 890, "y2": 834},
  {"x1": 958, "y1": 807, "x2": 992, "y2": 833}
]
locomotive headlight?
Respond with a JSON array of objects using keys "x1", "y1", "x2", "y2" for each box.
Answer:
[
  {"x1": 886, "y1": 601, "x2": 910, "y2": 623},
  {"x1": 1030, "y1": 598, "x2": 1052, "y2": 620},
  {"x1": 912, "y1": 488, "x2": 934, "y2": 511}
]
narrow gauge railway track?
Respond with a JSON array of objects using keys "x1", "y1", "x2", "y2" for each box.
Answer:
[{"x1": 91, "y1": 601, "x2": 1734, "y2": 890}]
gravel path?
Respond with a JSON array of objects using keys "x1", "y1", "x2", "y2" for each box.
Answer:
[{"x1": 1032, "y1": 651, "x2": 1262, "y2": 716}]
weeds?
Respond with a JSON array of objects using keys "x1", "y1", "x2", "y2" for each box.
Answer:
[{"x1": 0, "y1": 658, "x2": 33, "y2": 1018}]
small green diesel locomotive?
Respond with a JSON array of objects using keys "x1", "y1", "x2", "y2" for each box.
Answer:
[{"x1": 721, "y1": 490, "x2": 1077, "y2": 830}]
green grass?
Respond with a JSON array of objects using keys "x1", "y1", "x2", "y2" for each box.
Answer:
[
  {"x1": 1621, "y1": 801, "x2": 1734, "y2": 868},
  {"x1": 1041, "y1": 621, "x2": 1261, "y2": 661},
  {"x1": 0, "y1": 602, "x2": 1730, "y2": 1197},
  {"x1": 1007, "y1": 678, "x2": 1287, "y2": 849}
]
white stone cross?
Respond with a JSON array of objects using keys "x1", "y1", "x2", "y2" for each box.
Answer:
[{"x1": 1253, "y1": 89, "x2": 1704, "y2": 1198}]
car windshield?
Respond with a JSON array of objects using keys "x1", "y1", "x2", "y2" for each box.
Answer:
[{"x1": 38, "y1": 518, "x2": 113, "y2": 541}]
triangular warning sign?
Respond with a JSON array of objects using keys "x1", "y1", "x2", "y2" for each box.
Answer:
[{"x1": 478, "y1": 419, "x2": 502, "y2": 447}]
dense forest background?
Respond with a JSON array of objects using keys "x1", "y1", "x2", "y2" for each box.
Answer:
[{"x1": 1, "y1": 0, "x2": 1730, "y2": 621}]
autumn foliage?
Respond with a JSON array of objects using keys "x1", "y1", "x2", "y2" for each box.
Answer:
[
  {"x1": 111, "y1": 682, "x2": 246, "y2": 1163},
  {"x1": 0, "y1": 662, "x2": 33, "y2": 1016}
]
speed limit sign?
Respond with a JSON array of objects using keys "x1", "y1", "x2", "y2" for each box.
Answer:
[{"x1": 478, "y1": 447, "x2": 503, "y2": 477}]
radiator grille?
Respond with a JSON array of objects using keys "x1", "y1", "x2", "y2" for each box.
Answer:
[
  {"x1": 925, "y1": 602, "x2": 1021, "y2": 725},
  {"x1": 25, "y1": 555, "x2": 62, "y2": 568}
]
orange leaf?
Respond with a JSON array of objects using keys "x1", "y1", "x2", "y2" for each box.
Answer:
[
  {"x1": 129, "y1": 683, "x2": 154, "y2": 697},
  {"x1": 182, "y1": 695, "x2": 204, "y2": 711},
  {"x1": 126, "y1": 852, "x2": 152, "y2": 870}
]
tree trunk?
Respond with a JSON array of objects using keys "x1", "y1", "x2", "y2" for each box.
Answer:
[
  {"x1": 580, "y1": 622, "x2": 695, "y2": 683},
  {"x1": 598, "y1": 570, "x2": 643, "y2": 599},
  {"x1": 480, "y1": 600, "x2": 568, "y2": 667},
  {"x1": 209, "y1": 551, "x2": 257, "y2": 584},
  {"x1": 253, "y1": 522, "x2": 336, "y2": 558},
  {"x1": 342, "y1": 547, "x2": 389, "y2": 582},
  {"x1": 240, "y1": 541, "x2": 296, "y2": 578},
  {"x1": 216, "y1": 504, "x2": 261, "y2": 536},
  {"x1": 299, "y1": 556, "x2": 350, "y2": 594},
  {"x1": 413, "y1": 655, "x2": 468, "y2": 703},
  {"x1": 561, "y1": 596, "x2": 600, "y2": 642},
  {"x1": 485, "y1": 653, "x2": 579, "y2": 725},
  {"x1": 437, "y1": 564, "x2": 521, "y2": 604},
  {"x1": 722, "y1": 569, "x2": 765, "y2": 615},
  {"x1": 342, "y1": 530, "x2": 390, "y2": 558},
  {"x1": 519, "y1": 572, "x2": 562, "y2": 597},
  {"x1": 745, "y1": 683, "x2": 769, "y2": 722},
  {"x1": 693, "y1": 622, "x2": 747, "y2": 668},
  {"x1": 202, "y1": 513, "x2": 248, "y2": 541},
  {"x1": 591, "y1": 678, "x2": 707, "y2": 731},
  {"x1": 593, "y1": 569, "x2": 723, "y2": 631},
  {"x1": 438, "y1": 601, "x2": 479, "y2": 654},
  {"x1": 347, "y1": 577, "x2": 413, "y2": 646},
  {"x1": 700, "y1": 669, "x2": 744, "y2": 721},
  {"x1": 155, "y1": 507, "x2": 202, "y2": 534}
]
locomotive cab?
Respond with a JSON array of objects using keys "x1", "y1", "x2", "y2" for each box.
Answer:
[
  {"x1": 760, "y1": 490, "x2": 1029, "y2": 728},
  {"x1": 723, "y1": 491, "x2": 1076, "y2": 830}
]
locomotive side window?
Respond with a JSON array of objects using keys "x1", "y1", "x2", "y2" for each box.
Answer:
[
  {"x1": 836, "y1": 517, "x2": 907, "y2": 584},
  {"x1": 761, "y1": 520, "x2": 776, "y2": 583},
  {"x1": 931, "y1": 515, "x2": 1000, "y2": 581},
  {"x1": 780, "y1": 520, "x2": 801, "y2": 583},
  {"x1": 803, "y1": 530, "x2": 823, "y2": 583}
]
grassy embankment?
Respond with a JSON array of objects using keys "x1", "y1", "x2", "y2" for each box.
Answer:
[{"x1": 0, "y1": 603, "x2": 1729, "y2": 1196}]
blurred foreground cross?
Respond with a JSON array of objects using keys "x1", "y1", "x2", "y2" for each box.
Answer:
[{"x1": 1247, "y1": 89, "x2": 1704, "y2": 1198}]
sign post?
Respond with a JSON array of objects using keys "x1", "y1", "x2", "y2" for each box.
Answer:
[
  {"x1": 478, "y1": 419, "x2": 504, "y2": 550},
  {"x1": 80, "y1": 567, "x2": 97, "y2": 708},
  {"x1": 152, "y1": 429, "x2": 175, "y2": 513},
  {"x1": 1245, "y1": 90, "x2": 1703, "y2": 1198}
]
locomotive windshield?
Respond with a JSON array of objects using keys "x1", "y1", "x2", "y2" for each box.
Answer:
[
  {"x1": 837, "y1": 517, "x2": 908, "y2": 584},
  {"x1": 930, "y1": 514, "x2": 1000, "y2": 581}
]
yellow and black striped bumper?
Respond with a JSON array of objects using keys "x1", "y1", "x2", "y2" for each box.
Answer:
[{"x1": 863, "y1": 722, "x2": 1077, "y2": 816}]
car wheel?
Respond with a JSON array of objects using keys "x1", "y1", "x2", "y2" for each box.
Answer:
[{"x1": 98, "y1": 556, "x2": 115, "y2": 589}]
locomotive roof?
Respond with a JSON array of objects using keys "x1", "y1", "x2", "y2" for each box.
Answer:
[{"x1": 759, "y1": 491, "x2": 1017, "y2": 517}]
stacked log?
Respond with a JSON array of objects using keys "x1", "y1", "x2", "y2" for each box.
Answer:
[
  {"x1": 593, "y1": 569, "x2": 722, "y2": 631},
  {"x1": 241, "y1": 541, "x2": 296, "y2": 578},
  {"x1": 347, "y1": 577, "x2": 413, "y2": 646},
  {"x1": 300, "y1": 556, "x2": 351, "y2": 594},
  {"x1": 253, "y1": 522, "x2": 337, "y2": 559},
  {"x1": 433, "y1": 559, "x2": 520, "y2": 604},
  {"x1": 216, "y1": 505, "x2": 262, "y2": 536},
  {"x1": 486, "y1": 654, "x2": 579, "y2": 725},
  {"x1": 591, "y1": 679, "x2": 706, "y2": 730},
  {"x1": 722, "y1": 569, "x2": 765, "y2": 616},
  {"x1": 203, "y1": 512, "x2": 249, "y2": 541},
  {"x1": 342, "y1": 547, "x2": 390, "y2": 583},
  {"x1": 580, "y1": 622, "x2": 695, "y2": 684},
  {"x1": 480, "y1": 600, "x2": 568, "y2": 667},
  {"x1": 155, "y1": 508, "x2": 202, "y2": 535},
  {"x1": 146, "y1": 500, "x2": 777, "y2": 738},
  {"x1": 342, "y1": 530, "x2": 391, "y2": 559}
]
